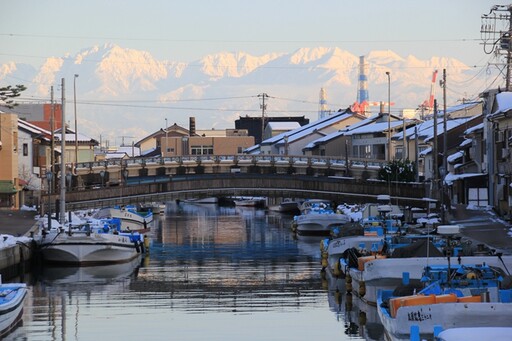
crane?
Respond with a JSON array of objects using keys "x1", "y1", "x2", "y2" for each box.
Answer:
[{"x1": 418, "y1": 70, "x2": 438, "y2": 119}]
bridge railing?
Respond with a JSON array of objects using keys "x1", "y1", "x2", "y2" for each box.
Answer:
[{"x1": 76, "y1": 154, "x2": 389, "y2": 172}]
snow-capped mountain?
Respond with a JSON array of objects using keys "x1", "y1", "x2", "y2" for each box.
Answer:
[{"x1": 0, "y1": 44, "x2": 493, "y2": 146}]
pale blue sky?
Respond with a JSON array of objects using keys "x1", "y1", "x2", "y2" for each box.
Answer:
[{"x1": 0, "y1": 0, "x2": 502, "y2": 67}]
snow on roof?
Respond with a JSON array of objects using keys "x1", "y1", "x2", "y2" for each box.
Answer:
[
  {"x1": 419, "y1": 146, "x2": 432, "y2": 156},
  {"x1": 267, "y1": 121, "x2": 301, "y2": 130},
  {"x1": 117, "y1": 146, "x2": 140, "y2": 157},
  {"x1": 443, "y1": 101, "x2": 481, "y2": 114},
  {"x1": 18, "y1": 119, "x2": 52, "y2": 136},
  {"x1": 423, "y1": 118, "x2": 473, "y2": 142},
  {"x1": 55, "y1": 132, "x2": 96, "y2": 143},
  {"x1": 491, "y1": 92, "x2": 512, "y2": 116},
  {"x1": 262, "y1": 111, "x2": 351, "y2": 145},
  {"x1": 464, "y1": 122, "x2": 484, "y2": 135},
  {"x1": 447, "y1": 151, "x2": 464, "y2": 163},
  {"x1": 344, "y1": 120, "x2": 404, "y2": 136},
  {"x1": 105, "y1": 152, "x2": 128, "y2": 159},
  {"x1": 273, "y1": 112, "x2": 355, "y2": 145},
  {"x1": 444, "y1": 172, "x2": 486, "y2": 185},
  {"x1": 459, "y1": 138, "x2": 472, "y2": 148}
]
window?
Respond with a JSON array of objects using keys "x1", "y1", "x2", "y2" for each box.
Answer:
[{"x1": 23, "y1": 143, "x2": 28, "y2": 156}]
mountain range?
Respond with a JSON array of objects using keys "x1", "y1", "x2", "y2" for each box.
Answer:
[{"x1": 0, "y1": 43, "x2": 495, "y2": 146}]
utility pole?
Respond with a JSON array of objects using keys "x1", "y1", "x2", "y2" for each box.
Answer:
[
  {"x1": 60, "y1": 78, "x2": 66, "y2": 224},
  {"x1": 433, "y1": 99, "x2": 439, "y2": 199},
  {"x1": 50, "y1": 86, "x2": 55, "y2": 193},
  {"x1": 481, "y1": 5, "x2": 512, "y2": 90},
  {"x1": 258, "y1": 93, "x2": 268, "y2": 144},
  {"x1": 74, "y1": 74, "x2": 79, "y2": 167},
  {"x1": 442, "y1": 69, "x2": 448, "y2": 220}
]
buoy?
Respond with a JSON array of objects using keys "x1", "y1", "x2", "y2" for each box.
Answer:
[
  {"x1": 359, "y1": 281, "x2": 366, "y2": 297},
  {"x1": 358, "y1": 311, "x2": 367, "y2": 326},
  {"x1": 334, "y1": 288, "x2": 342, "y2": 305},
  {"x1": 333, "y1": 259, "x2": 342, "y2": 277},
  {"x1": 345, "y1": 292, "x2": 353, "y2": 311}
]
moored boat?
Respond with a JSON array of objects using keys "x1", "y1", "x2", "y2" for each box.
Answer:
[
  {"x1": 0, "y1": 279, "x2": 27, "y2": 338},
  {"x1": 377, "y1": 262, "x2": 512, "y2": 340},
  {"x1": 93, "y1": 205, "x2": 153, "y2": 232},
  {"x1": 36, "y1": 221, "x2": 146, "y2": 265}
]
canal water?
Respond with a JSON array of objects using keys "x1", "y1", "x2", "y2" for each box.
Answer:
[{"x1": 8, "y1": 202, "x2": 385, "y2": 341}]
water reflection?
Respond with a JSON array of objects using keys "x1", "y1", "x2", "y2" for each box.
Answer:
[{"x1": 9, "y1": 202, "x2": 382, "y2": 340}]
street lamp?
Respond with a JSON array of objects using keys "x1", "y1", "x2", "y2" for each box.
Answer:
[
  {"x1": 45, "y1": 171, "x2": 53, "y2": 230},
  {"x1": 386, "y1": 71, "x2": 391, "y2": 161},
  {"x1": 100, "y1": 170, "x2": 105, "y2": 187}
]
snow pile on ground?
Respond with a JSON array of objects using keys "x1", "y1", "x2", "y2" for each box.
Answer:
[{"x1": 0, "y1": 234, "x2": 32, "y2": 248}]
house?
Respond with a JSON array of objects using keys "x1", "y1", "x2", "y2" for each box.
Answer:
[
  {"x1": 257, "y1": 110, "x2": 365, "y2": 155},
  {"x1": 485, "y1": 91, "x2": 512, "y2": 219},
  {"x1": 0, "y1": 112, "x2": 20, "y2": 208},
  {"x1": 135, "y1": 121, "x2": 255, "y2": 157}
]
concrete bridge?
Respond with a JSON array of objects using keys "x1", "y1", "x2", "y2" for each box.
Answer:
[{"x1": 48, "y1": 154, "x2": 433, "y2": 211}]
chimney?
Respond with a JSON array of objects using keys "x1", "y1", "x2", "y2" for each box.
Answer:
[{"x1": 189, "y1": 117, "x2": 196, "y2": 136}]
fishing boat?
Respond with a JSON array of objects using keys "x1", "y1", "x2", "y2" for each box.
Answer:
[
  {"x1": 233, "y1": 197, "x2": 265, "y2": 207},
  {"x1": 436, "y1": 327, "x2": 512, "y2": 341},
  {"x1": 377, "y1": 262, "x2": 512, "y2": 340},
  {"x1": 0, "y1": 279, "x2": 27, "y2": 338},
  {"x1": 277, "y1": 199, "x2": 302, "y2": 213},
  {"x1": 93, "y1": 205, "x2": 153, "y2": 232},
  {"x1": 36, "y1": 220, "x2": 146, "y2": 265},
  {"x1": 341, "y1": 225, "x2": 512, "y2": 305},
  {"x1": 182, "y1": 197, "x2": 218, "y2": 204},
  {"x1": 294, "y1": 201, "x2": 351, "y2": 237}
]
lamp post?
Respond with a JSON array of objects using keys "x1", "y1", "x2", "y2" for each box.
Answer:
[
  {"x1": 45, "y1": 171, "x2": 53, "y2": 230},
  {"x1": 386, "y1": 71, "x2": 391, "y2": 161}
]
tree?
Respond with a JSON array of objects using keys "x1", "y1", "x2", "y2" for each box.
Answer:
[
  {"x1": 378, "y1": 159, "x2": 416, "y2": 183},
  {"x1": 0, "y1": 85, "x2": 27, "y2": 108}
]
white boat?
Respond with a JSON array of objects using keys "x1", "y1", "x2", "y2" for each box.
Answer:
[
  {"x1": 377, "y1": 263, "x2": 512, "y2": 340},
  {"x1": 277, "y1": 199, "x2": 301, "y2": 213},
  {"x1": 233, "y1": 197, "x2": 265, "y2": 207},
  {"x1": 182, "y1": 197, "x2": 218, "y2": 204},
  {"x1": 295, "y1": 201, "x2": 351, "y2": 237},
  {"x1": 345, "y1": 252, "x2": 512, "y2": 306},
  {"x1": 0, "y1": 279, "x2": 27, "y2": 338},
  {"x1": 437, "y1": 327, "x2": 512, "y2": 341},
  {"x1": 93, "y1": 205, "x2": 153, "y2": 232},
  {"x1": 36, "y1": 222, "x2": 145, "y2": 265}
]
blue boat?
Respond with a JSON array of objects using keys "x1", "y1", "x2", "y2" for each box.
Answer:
[{"x1": 0, "y1": 280, "x2": 27, "y2": 338}]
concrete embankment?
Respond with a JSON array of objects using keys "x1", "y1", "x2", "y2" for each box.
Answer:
[{"x1": 0, "y1": 209, "x2": 39, "y2": 280}]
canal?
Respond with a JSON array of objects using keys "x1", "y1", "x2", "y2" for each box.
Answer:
[{"x1": 8, "y1": 202, "x2": 384, "y2": 341}]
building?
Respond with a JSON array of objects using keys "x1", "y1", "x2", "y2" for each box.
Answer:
[
  {"x1": 0, "y1": 112, "x2": 20, "y2": 208},
  {"x1": 135, "y1": 121, "x2": 254, "y2": 157},
  {"x1": 235, "y1": 115, "x2": 310, "y2": 145}
]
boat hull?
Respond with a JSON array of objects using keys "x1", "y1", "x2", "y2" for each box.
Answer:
[
  {"x1": 38, "y1": 232, "x2": 141, "y2": 265},
  {"x1": 346, "y1": 255, "x2": 512, "y2": 305},
  {"x1": 296, "y1": 214, "x2": 350, "y2": 236},
  {"x1": 0, "y1": 284, "x2": 27, "y2": 338},
  {"x1": 378, "y1": 298, "x2": 512, "y2": 340}
]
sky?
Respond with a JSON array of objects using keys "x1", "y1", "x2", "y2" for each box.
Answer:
[{"x1": 0, "y1": 0, "x2": 504, "y2": 68}]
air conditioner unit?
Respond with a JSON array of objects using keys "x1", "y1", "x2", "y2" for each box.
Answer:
[{"x1": 501, "y1": 148, "x2": 510, "y2": 159}]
